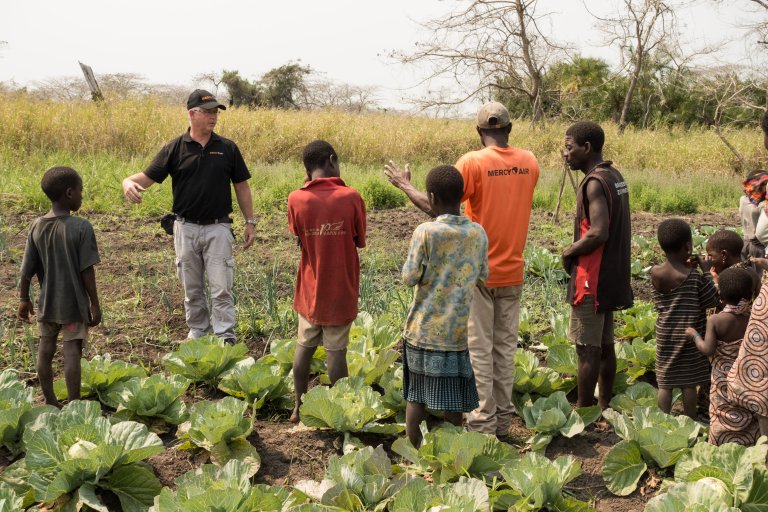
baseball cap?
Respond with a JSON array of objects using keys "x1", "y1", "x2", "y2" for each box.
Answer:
[
  {"x1": 186, "y1": 89, "x2": 227, "y2": 110},
  {"x1": 476, "y1": 102, "x2": 510, "y2": 129}
]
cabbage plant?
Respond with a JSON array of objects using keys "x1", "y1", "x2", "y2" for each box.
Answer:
[
  {"x1": 299, "y1": 376, "x2": 403, "y2": 434},
  {"x1": 151, "y1": 459, "x2": 300, "y2": 512},
  {"x1": 392, "y1": 424, "x2": 517, "y2": 484},
  {"x1": 9, "y1": 400, "x2": 164, "y2": 511},
  {"x1": 520, "y1": 391, "x2": 601, "y2": 452},
  {"x1": 514, "y1": 350, "x2": 575, "y2": 398},
  {"x1": 0, "y1": 483, "x2": 23, "y2": 512},
  {"x1": 54, "y1": 354, "x2": 147, "y2": 403},
  {"x1": 602, "y1": 406, "x2": 701, "y2": 496},
  {"x1": 217, "y1": 357, "x2": 292, "y2": 411},
  {"x1": 0, "y1": 369, "x2": 56, "y2": 456},
  {"x1": 294, "y1": 445, "x2": 408, "y2": 510},
  {"x1": 643, "y1": 438, "x2": 768, "y2": 510},
  {"x1": 609, "y1": 382, "x2": 680, "y2": 413},
  {"x1": 108, "y1": 374, "x2": 191, "y2": 429},
  {"x1": 490, "y1": 452, "x2": 594, "y2": 511},
  {"x1": 178, "y1": 397, "x2": 259, "y2": 476},
  {"x1": 161, "y1": 336, "x2": 249, "y2": 386},
  {"x1": 615, "y1": 338, "x2": 656, "y2": 382},
  {"x1": 389, "y1": 476, "x2": 490, "y2": 511},
  {"x1": 379, "y1": 364, "x2": 405, "y2": 420}
]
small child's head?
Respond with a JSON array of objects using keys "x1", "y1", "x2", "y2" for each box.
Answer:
[
  {"x1": 302, "y1": 140, "x2": 339, "y2": 181},
  {"x1": 657, "y1": 218, "x2": 692, "y2": 259},
  {"x1": 425, "y1": 165, "x2": 464, "y2": 214},
  {"x1": 718, "y1": 267, "x2": 753, "y2": 306},
  {"x1": 706, "y1": 230, "x2": 743, "y2": 273},
  {"x1": 41, "y1": 166, "x2": 83, "y2": 211},
  {"x1": 742, "y1": 169, "x2": 768, "y2": 206}
]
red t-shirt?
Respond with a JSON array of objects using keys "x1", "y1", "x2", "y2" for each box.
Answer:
[{"x1": 287, "y1": 177, "x2": 366, "y2": 325}]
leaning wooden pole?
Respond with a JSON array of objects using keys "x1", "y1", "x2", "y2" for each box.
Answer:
[{"x1": 78, "y1": 62, "x2": 104, "y2": 102}]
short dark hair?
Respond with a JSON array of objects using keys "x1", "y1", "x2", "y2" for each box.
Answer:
[
  {"x1": 302, "y1": 140, "x2": 337, "y2": 173},
  {"x1": 761, "y1": 110, "x2": 768, "y2": 135},
  {"x1": 477, "y1": 124, "x2": 512, "y2": 138},
  {"x1": 426, "y1": 165, "x2": 464, "y2": 205},
  {"x1": 657, "y1": 218, "x2": 692, "y2": 253},
  {"x1": 565, "y1": 121, "x2": 605, "y2": 152},
  {"x1": 707, "y1": 230, "x2": 743, "y2": 256},
  {"x1": 40, "y1": 166, "x2": 81, "y2": 202},
  {"x1": 718, "y1": 267, "x2": 753, "y2": 305}
]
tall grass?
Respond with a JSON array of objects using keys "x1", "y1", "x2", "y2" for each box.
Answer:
[{"x1": 0, "y1": 92, "x2": 762, "y2": 213}]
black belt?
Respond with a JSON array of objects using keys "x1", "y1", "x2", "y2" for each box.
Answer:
[{"x1": 176, "y1": 215, "x2": 232, "y2": 225}]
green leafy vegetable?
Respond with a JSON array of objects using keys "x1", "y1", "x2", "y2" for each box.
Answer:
[
  {"x1": 644, "y1": 478, "x2": 738, "y2": 511},
  {"x1": 0, "y1": 369, "x2": 56, "y2": 456},
  {"x1": 294, "y1": 445, "x2": 407, "y2": 509},
  {"x1": 151, "y1": 459, "x2": 300, "y2": 511},
  {"x1": 490, "y1": 452, "x2": 594, "y2": 511},
  {"x1": 520, "y1": 391, "x2": 601, "y2": 452},
  {"x1": 615, "y1": 338, "x2": 656, "y2": 382},
  {"x1": 161, "y1": 336, "x2": 249, "y2": 386},
  {"x1": 54, "y1": 354, "x2": 147, "y2": 404},
  {"x1": 602, "y1": 406, "x2": 701, "y2": 496},
  {"x1": 514, "y1": 350, "x2": 575, "y2": 398},
  {"x1": 108, "y1": 374, "x2": 191, "y2": 429},
  {"x1": 178, "y1": 397, "x2": 259, "y2": 476},
  {"x1": 15, "y1": 400, "x2": 164, "y2": 511},
  {"x1": 525, "y1": 245, "x2": 569, "y2": 282},
  {"x1": 609, "y1": 382, "x2": 681, "y2": 413},
  {"x1": 392, "y1": 424, "x2": 517, "y2": 484},
  {"x1": 217, "y1": 358, "x2": 292, "y2": 411},
  {"x1": 389, "y1": 476, "x2": 490, "y2": 512},
  {"x1": 379, "y1": 364, "x2": 405, "y2": 421},
  {"x1": 299, "y1": 377, "x2": 402, "y2": 434},
  {"x1": 616, "y1": 302, "x2": 656, "y2": 341}
]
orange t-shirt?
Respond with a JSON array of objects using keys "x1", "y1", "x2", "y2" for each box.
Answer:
[{"x1": 455, "y1": 146, "x2": 539, "y2": 287}]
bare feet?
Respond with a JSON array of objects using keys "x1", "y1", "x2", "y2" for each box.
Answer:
[{"x1": 289, "y1": 406, "x2": 300, "y2": 424}]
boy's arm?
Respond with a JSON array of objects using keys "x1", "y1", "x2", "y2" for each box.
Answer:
[
  {"x1": 81, "y1": 266, "x2": 101, "y2": 327},
  {"x1": 17, "y1": 276, "x2": 33, "y2": 322},
  {"x1": 699, "y1": 271, "x2": 721, "y2": 310},
  {"x1": 686, "y1": 320, "x2": 717, "y2": 357},
  {"x1": 354, "y1": 196, "x2": 367, "y2": 249},
  {"x1": 562, "y1": 179, "x2": 609, "y2": 265},
  {"x1": 402, "y1": 228, "x2": 426, "y2": 287}
]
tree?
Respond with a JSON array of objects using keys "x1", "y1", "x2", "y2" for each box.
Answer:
[
  {"x1": 393, "y1": 0, "x2": 566, "y2": 124},
  {"x1": 260, "y1": 62, "x2": 311, "y2": 109},
  {"x1": 220, "y1": 70, "x2": 263, "y2": 108},
  {"x1": 591, "y1": 0, "x2": 677, "y2": 132},
  {"x1": 297, "y1": 77, "x2": 378, "y2": 113}
]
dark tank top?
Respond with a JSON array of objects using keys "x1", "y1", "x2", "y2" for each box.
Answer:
[{"x1": 566, "y1": 162, "x2": 633, "y2": 312}]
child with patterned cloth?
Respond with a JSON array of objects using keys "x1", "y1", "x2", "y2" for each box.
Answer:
[
  {"x1": 726, "y1": 257, "x2": 768, "y2": 439},
  {"x1": 18, "y1": 167, "x2": 101, "y2": 406},
  {"x1": 651, "y1": 219, "x2": 719, "y2": 419},
  {"x1": 401, "y1": 165, "x2": 488, "y2": 447},
  {"x1": 740, "y1": 170, "x2": 768, "y2": 259},
  {"x1": 686, "y1": 267, "x2": 758, "y2": 445}
]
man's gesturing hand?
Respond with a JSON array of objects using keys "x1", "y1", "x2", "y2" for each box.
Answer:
[
  {"x1": 122, "y1": 178, "x2": 146, "y2": 204},
  {"x1": 384, "y1": 160, "x2": 412, "y2": 190}
]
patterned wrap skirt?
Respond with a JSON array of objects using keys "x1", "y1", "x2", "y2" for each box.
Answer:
[
  {"x1": 402, "y1": 340, "x2": 479, "y2": 412},
  {"x1": 729, "y1": 282, "x2": 768, "y2": 418}
]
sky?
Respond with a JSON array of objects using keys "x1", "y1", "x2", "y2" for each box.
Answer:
[{"x1": 0, "y1": 0, "x2": 762, "y2": 112}]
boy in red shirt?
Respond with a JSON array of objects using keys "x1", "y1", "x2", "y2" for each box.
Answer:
[{"x1": 288, "y1": 140, "x2": 366, "y2": 423}]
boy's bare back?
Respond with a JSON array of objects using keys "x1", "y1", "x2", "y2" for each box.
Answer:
[{"x1": 650, "y1": 260, "x2": 692, "y2": 294}]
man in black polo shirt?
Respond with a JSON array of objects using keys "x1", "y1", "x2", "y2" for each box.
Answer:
[{"x1": 122, "y1": 89, "x2": 255, "y2": 344}]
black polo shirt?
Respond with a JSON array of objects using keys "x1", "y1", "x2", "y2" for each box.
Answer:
[{"x1": 143, "y1": 130, "x2": 250, "y2": 220}]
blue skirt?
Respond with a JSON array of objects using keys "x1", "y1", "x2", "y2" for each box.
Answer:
[{"x1": 402, "y1": 340, "x2": 479, "y2": 412}]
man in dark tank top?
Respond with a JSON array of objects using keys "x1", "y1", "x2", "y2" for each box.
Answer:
[{"x1": 561, "y1": 121, "x2": 633, "y2": 412}]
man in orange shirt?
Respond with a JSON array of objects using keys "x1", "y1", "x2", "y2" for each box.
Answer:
[{"x1": 385, "y1": 102, "x2": 539, "y2": 438}]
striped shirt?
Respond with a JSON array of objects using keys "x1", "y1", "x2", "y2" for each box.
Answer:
[{"x1": 653, "y1": 269, "x2": 719, "y2": 388}]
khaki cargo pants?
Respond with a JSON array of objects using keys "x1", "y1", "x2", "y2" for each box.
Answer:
[
  {"x1": 466, "y1": 284, "x2": 522, "y2": 435},
  {"x1": 173, "y1": 220, "x2": 236, "y2": 340}
]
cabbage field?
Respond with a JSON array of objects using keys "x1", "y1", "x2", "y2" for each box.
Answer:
[{"x1": 1, "y1": 195, "x2": 764, "y2": 510}]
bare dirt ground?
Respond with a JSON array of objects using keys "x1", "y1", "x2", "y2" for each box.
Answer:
[{"x1": 0, "y1": 206, "x2": 739, "y2": 510}]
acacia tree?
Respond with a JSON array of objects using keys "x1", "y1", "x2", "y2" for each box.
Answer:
[
  {"x1": 592, "y1": 0, "x2": 677, "y2": 132},
  {"x1": 393, "y1": 0, "x2": 565, "y2": 125}
]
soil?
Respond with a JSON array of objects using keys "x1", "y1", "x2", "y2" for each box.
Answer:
[{"x1": 0, "y1": 206, "x2": 742, "y2": 510}]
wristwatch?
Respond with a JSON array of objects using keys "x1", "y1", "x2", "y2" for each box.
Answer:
[{"x1": 245, "y1": 219, "x2": 257, "y2": 226}]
